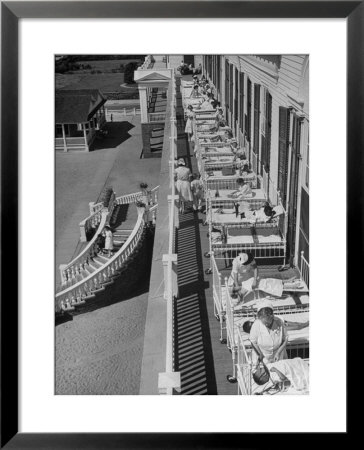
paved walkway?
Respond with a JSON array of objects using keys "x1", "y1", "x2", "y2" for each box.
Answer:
[
  {"x1": 56, "y1": 116, "x2": 161, "y2": 395},
  {"x1": 55, "y1": 116, "x2": 161, "y2": 284}
]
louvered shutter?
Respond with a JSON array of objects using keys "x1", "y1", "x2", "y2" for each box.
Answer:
[
  {"x1": 253, "y1": 84, "x2": 260, "y2": 158},
  {"x1": 261, "y1": 90, "x2": 272, "y2": 172},
  {"x1": 234, "y1": 67, "x2": 239, "y2": 125},
  {"x1": 286, "y1": 113, "x2": 302, "y2": 265},
  {"x1": 217, "y1": 56, "x2": 221, "y2": 93},
  {"x1": 225, "y1": 59, "x2": 229, "y2": 113},
  {"x1": 229, "y1": 64, "x2": 234, "y2": 111},
  {"x1": 277, "y1": 106, "x2": 290, "y2": 207},
  {"x1": 239, "y1": 72, "x2": 245, "y2": 131},
  {"x1": 246, "y1": 78, "x2": 252, "y2": 142}
]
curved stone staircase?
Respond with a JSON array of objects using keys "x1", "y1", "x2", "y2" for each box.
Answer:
[{"x1": 55, "y1": 187, "x2": 159, "y2": 316}]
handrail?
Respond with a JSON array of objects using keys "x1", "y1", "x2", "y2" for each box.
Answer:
[
  {"x1": 236, "y1": 327, "x2": 253, "y2": 395},
  {"x1": 55, "y1": 208, "x2": 145, "y2": 311},
  {"x1": 164, "y1": 71, "x2": 178, "y2": 394},
  {"x1": 300, "y1": 251, "x2": 310, "y2": 288},
  {"x1": 79, "y1": 207, "x2": 104, "y2": 242},
  {"x1": 60, "y1": 187, "x2": 160, "y2": 286}
]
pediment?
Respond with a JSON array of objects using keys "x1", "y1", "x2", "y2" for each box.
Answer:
[{"x1": 134, "y1": 70, "x2": 171, "y2": 83}]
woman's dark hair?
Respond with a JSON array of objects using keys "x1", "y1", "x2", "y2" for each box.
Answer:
[
  {"x1": 236, "y1": 177, "x2": 245, "y2": 185},
  {"x1": 194, "y1": 85, "x2": 199, "y2": 89},
  {"x1": 242, "y1": 321, "x2": 253, "y2": 333},
  {"x1": 264, "y1": 202, "x2": 275, "y2": 217},
  {"x1": 257, "y1": 307, "x2": 274, "y2": 318},
  {"x1": 243, "y1": 253, "x2": 254, "y2": 266}
]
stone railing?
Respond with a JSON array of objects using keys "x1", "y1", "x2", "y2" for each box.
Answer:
[
  {"x1": 55, "y1": 208, "x2": 146, "y2": 313},
  {"x1": 79, "y1": 208, "x2": 104, "y2": 243},
  {"x1": 59, "y1": 187, "x2": 159, "y2": 288}
]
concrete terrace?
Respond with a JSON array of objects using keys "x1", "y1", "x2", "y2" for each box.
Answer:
[
  {"x1": 55, "y1": 116, "x2": 161, "y2": 285},
  {"x1": 55, "y1": 114, "x2": 161, "y2": 395}
]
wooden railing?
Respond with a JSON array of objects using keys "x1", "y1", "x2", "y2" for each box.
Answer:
[{"x1": 55, "y1": 208, "x2": 146, "y2": 312}]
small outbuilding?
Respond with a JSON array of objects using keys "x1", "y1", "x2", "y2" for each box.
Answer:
[{"x1": 55, "y1": 89, "x2": 106, "y2": 152}]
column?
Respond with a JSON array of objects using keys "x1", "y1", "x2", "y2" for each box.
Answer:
[
  {"x1": 83, "y1": 123, "x2": 89, "y2": 152},
  {"x1": 61, "y1": 124, "x2": 67, "y2": 152},
  {"x1": 138, "y1": 86, "x2": 148, "y2": 123}
]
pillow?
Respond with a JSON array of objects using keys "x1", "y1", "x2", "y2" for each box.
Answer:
[{"x1": 272, "y1": 204, "x2": 285, "y2": 216}]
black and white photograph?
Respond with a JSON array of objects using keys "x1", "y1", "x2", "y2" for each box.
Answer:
[{"x1": 55, "y1": 54, "x2": 309, "y2": 396}]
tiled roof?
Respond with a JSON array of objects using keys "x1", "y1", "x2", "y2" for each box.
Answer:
[{"x1": 55, "y1": 89, "x2": 106, "y2": 124}]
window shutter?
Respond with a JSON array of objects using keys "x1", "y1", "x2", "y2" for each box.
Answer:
[
  {"x1": 225, "y1": 59, "x2": 229, "y2": 112},
  {"x1": 229, "y1": 64, "x2": 234, "y2": 111},
  {"x1": 239, "y1": 72, "x2": 245, "y2": 131},
  {"x1": 261, "y1": 90, "x2": 272, "y2": 171},
  {"x1": 234, "y1": 67, "x2": 239, "y2": 125},
  {"x1": 217, "y1": 56, "x2": 221, "y2": 93},
  {"x1": 253, "y1": 84, "x2": 260, "y2": 158},
  {"x1": 246, "y1": 78, "x2": 252, "y2": 142},
  {"x1": 278, "y1": 106, "x2": 290, "y2": 206}
]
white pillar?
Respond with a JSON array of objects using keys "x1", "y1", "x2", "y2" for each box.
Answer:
[
  {"x1": 138, "y1": 86, "x2": 148, "y2": 123},
  {"x1": 61, "y1": 124, "x2": 67, "y2": 152},
  {"x1": 83, "y1": 123, "x2": 89, "y2": 152}
]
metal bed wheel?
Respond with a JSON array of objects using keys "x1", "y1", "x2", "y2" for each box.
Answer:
[
  {"x1": 226, "y1": 375, "x2": 237, "y2": 383},
  {"x1": 220, "y1": 338, "x2": 227, "y2": 344},
  {"x1": 205, "y1": 267, "x2": 212, "y2": 275},
  {"x1": 204, "y1": 251, "x2": 211, "y2": 258}
]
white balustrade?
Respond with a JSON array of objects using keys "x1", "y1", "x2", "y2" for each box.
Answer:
[{"x1": 56, "y1": 209, "x2": 146, "y2": 312}]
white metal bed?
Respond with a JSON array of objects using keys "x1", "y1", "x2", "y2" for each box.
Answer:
[
  {"x1": 236, "y1": 328, "x2": 309, "y2": 395},
  {"x1": 210, "y1": 251, "x2": 310, "y2": 345},
  {"x1": 224, "y1": 281, "x2": 309, "y2": 384}
]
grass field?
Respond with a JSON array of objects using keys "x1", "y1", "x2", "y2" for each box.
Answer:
[
  {"x1": 56, "y1": 58, "x2": 142, "y2": 93},
  {"x1": 56, "y1": 72, "x2": 127, "y2": 91},
  {"x1": 75, "y1": 59, "x2": 141, "y2": 71}
]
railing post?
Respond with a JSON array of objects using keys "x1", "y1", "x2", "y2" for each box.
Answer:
[
  {"x1": 168, "y1": 193, "x2": 179, "y2": 229},
  {"x1": 59, "y1": 264, "x2": 67, "y2": 284},
  {"x1": 89, "y1": 201, "x2": 95, "y2": 215},
  {"x1": 79, "y1": 221, "x2": 87, "y2": 242}
]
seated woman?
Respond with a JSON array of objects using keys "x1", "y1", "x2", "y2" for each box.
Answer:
[
  {"x1": 230, "y1": 139, "x2": 246, "y2": 158},
  {"x1": 221, "y1": 129, "x2": 234, "y2": 143},
  {"x1": 190, "y1": 84, "x2": 201, "y2": 98},
  {"x1": 231, "y1": 178, "x2": 252, "y2": 199},
  {"x1": 215, "y1": 107, "x2": 226, "y2": 129},
  {"x1": 200, "y1": 93, "x2": 215, "y2": 110}
]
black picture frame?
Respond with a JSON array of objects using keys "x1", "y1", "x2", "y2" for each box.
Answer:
[{"x1": 1, "y1": 1, "x2": 358, "y2": 447}]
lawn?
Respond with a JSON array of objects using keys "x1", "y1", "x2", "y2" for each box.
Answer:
[
  {"x1": 75, "y1": 59, "x2": 141, "y2": 71},
  {"x1": 55, "y1": 58, "x2": 142, "y2": 94},
  {"x1": 56, "y1": 72, "x2": 127, "y2": 91}
]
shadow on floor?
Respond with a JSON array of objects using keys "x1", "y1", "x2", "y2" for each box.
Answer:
[
  {"x1": 174, "y1": 210, "x2": 217, "y2": 395},
  {"x1": 90, "y1": 121, "x2": 135, "y2": 151},
  {"x1": 55, "y1": 227, "x2": 155, "y2": 322}
]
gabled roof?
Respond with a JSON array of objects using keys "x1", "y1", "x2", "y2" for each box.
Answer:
[
  {"x1": 134, "y1": 70, "x2": 171, "y2": 83},
  {"x1": 55, "y1": 89, "x2": 106, "y2": 124}
]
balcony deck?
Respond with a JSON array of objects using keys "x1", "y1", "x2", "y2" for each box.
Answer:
[{"x1": 173, "y1": 75, "x2": 301, "y2": 395}]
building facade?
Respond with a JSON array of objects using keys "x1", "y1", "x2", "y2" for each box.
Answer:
[
  {"x1": 202, "y1": 55, "x2": 309, "y2": 266},
  {"x1": 55, "y1": 89, "x2": 106, "y2": 152}
]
